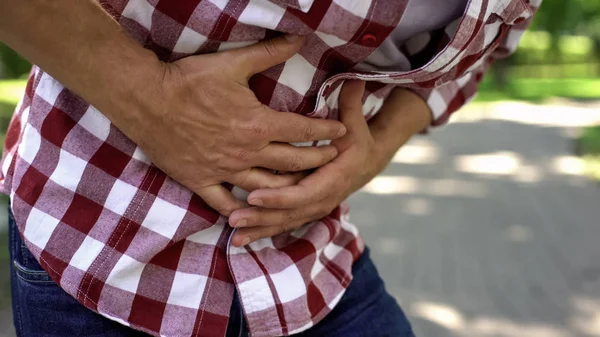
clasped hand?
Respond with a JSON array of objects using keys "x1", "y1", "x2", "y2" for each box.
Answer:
[
  {"x1": 229, "y1": 80, "x2": 379, "y2": 247},
  {"x1": 133, "y1": 36, "x2": 384, "y2": 247},
  {"x1": 130, "y1": 35, "x2": 346, "y2": 218}
]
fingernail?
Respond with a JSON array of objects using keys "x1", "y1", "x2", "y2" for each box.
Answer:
[
  {"x1": 236, "y1": 219, "x2": 247, "y2": 228},
  {"x1": 337, "y1": 127, "x2": 347, "y2": 138},
  {"x1": 285, "y1": 35, "x2": 301, "y2": 43},
  {"x1": 330, "y1": 148, "x2": 338, "y2": 159},
  {"x1": 249, "y1": 198, "x2": 263, "y2": 206},
  {"x1": 241, "y1": 237, "x2": 251, "y2": 246}
]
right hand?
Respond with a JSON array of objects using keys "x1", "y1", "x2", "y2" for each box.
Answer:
[{"x1": 120, "y1": 35, "x2": 346, "y2": 216}]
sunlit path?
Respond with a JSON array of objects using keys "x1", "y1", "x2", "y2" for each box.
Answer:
[{"x1": 349, "y1": 100, "x2": 600, "y2": 337}]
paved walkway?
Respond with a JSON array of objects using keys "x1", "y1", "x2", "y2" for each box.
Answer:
[
  {"x1": 1, "y1": 100, "x2": 599, "y2": 337},
  {"x1": 349, "y1": 100, "x2": 600, "y2": 337}
]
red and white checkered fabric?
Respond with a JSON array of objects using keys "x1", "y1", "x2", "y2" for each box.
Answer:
[{"x1": 0, "y1": 0, "x2": 540, "y2": 336}]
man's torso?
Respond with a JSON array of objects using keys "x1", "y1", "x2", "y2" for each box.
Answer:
[{"x1": 0, "y1": 1, "x2": 537, "y2": 336}]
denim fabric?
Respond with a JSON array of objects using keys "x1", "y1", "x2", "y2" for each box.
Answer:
[
  {"x1": 8, "y1": 209, "x2": 149, "y2": 337},
  {"x1": 8, "y1": 208, "x2": 414, "y2": 337},
  {"x1": 292, "y1": 247, "x2": 415, "y2": 337},
  {"x1": 226, "y1": 248, "x2": 416, "y2": 337}
]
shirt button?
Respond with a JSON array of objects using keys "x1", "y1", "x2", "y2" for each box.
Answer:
[{"x1": 360, "y1": 33, "x2": 378, "y2": 46}]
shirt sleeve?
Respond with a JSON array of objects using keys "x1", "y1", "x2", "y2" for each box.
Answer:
[{"x1": 409, "y1": 0, "x2": 542, "y2": 127}]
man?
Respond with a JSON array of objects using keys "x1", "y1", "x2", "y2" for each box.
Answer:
[{"x1": 0, "y1": 0, "x2": 540, "y2": 336}]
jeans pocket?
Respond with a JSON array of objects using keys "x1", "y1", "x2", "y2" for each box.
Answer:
[
  {"x1": 12, "y1": 259, "x2": 54, "y2": 284},
  {"x1": 9, "y1": 210, "x2": 54, "y2": 285}
]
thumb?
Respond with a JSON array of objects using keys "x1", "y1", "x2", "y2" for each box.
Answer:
[
  {"x1": 228, "y1": 35, "x2": 305, "y2": 80},
  {"x1": 338, "y1": 80, "x2": 368, "y2": 133}
]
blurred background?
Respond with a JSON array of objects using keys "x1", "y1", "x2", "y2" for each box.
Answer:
[{"x1": 1, "y1": 1, "x2": 600, "y2": 336}]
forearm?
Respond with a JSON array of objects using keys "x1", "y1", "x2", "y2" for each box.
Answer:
[
  {"x1": 367, "y1": 88, "x2": 432, "y2": 171},
  {"x1": 346, "y1": 87, "x2": 431, "y2": 194},
  {"x1": 0, "y1": 0, "x2": 159, "y2": 128}
]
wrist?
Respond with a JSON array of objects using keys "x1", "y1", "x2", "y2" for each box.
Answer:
[
  {"x1": 371, "y1": 88, "x2": 432, "y2": 138},
  {"x1": 369, "y1": 88, "x2": 430, "y2": 155},
  {"x1": 349, "y1": 87, "x2": 431, "y2": 193},
  {"x1": 89, "y1": 45, "x2": 165, "y2": 141}
]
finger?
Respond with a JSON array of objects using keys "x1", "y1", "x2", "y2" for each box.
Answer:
[
  {"x1": 252, "y1": 143, "x2": 337, "y2": 171},
  {"x1": 228, "y1": 35, "x2": 305, "y2": 79},
  {"x1": 197, "y1": 184, "x2": 248, "y2": 217},
  {"x1": 264, "y1": 109, "x2": 347, "y2": 142},
  {"x1": 231, "y1": 216, "x2": 305, "y2": 247},
  {"x1": 229, "y1": 207, "x2": 295, "y2": 228},
  {"x1": 246, "y1": 162, "x2": 341, "y2": 209},
  {"x1": 225, "y1": 168, "x2": 307, "y2": 191},
  {"x1": 229, "y1": 204, "x2": 322, "y2": 229},
  {"x1": 338, "y1": 80, "x2": 369, "y2": 134}
]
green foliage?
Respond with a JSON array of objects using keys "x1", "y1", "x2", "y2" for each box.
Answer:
[
  {"x1": 581, "y1": 126, "x2": 600, "y2": 155},
  {"x1": 512, "y1": 32, "x2": 597, "y2": 66},
  {"x1": 0, "y1": 44, "x2": 30, "y2": 79},
  {"x1": 531, "y1": 0, "x2": 600, "y2": 35},
  {"x1": 531, "y1": 0, "x2": 600, "y2": 58},
  {"x1": 579, "y1": 126, "x2": 600, "y2": 181},
  {"x1": 475, "y1": 76, "x2": 600, "y2": 102},
  {"x1": 573, "y1": 0, "x2": 600, "y2": 39}
]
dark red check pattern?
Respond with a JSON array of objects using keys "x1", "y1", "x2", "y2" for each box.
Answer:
[{"x1": 0, "y1": 0, "x2": 540, "y2": 336}]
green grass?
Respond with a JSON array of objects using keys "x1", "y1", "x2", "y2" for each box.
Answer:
[
  {"x1": 0, "y1": 79, "x2": 26, "y2": 106},
  {"x1": 0, "y1": 101, "x2": 15, "y2": 120},
  {"x1": 579, "y1": 126, "x2": 600, "y2": 181},
  {"x1": 0, "y1": 80, "x2": 23, "y2": 149},
  {"x1": 475, "y1": 77, "x2": 600, "y2": 103}
]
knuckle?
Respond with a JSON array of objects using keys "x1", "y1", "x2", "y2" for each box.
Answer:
[
  {"x1": 213, "y1": 160, "x2": 232, "y2": 174},
  {"x1": 262, "y1": 40, "x2": 279, "y2": 58},
  {"x1": 216, "y1": 158, "x2": 249, "y2": 175},
  {"x1": 287, "y1": 155, "x2": 305, "y2": 172},
  {"x1": 216, "y1": 205, "x2": 235, "y2": 217},
  {"x1": 300, "y1": 124, "x2": 315, "y2": 141},
  {"x1": 232, "y1": 148, "x2": 255, "y2": 163},
  {"x1": 241, "y1": 120, "x2": 269, "y2": 140},
  {"x1": 215, "y1": 167, "x2": 230, "y2": 176},
  {"x1": 279, "y1": 222, "x2": 293, "y2": 234},
  {"x1": 287, "y1": 209, "x2": 302, "y2": 222},
  {"x1": 207, "y1": 153, "x2": 233, "y2": 174}
]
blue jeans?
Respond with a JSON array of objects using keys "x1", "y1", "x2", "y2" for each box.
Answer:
[{"x1": 9, "y1": 209, "x2": 415, "y2": 337}]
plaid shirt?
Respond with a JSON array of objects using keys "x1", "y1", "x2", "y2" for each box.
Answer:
[{"x1": 0, "y1": 0, "x2": 540, "y2": 336}]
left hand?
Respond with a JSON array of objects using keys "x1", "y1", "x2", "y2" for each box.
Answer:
[{"x1": 229, "y1": 80, "x2": 385, "y2": 246}]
